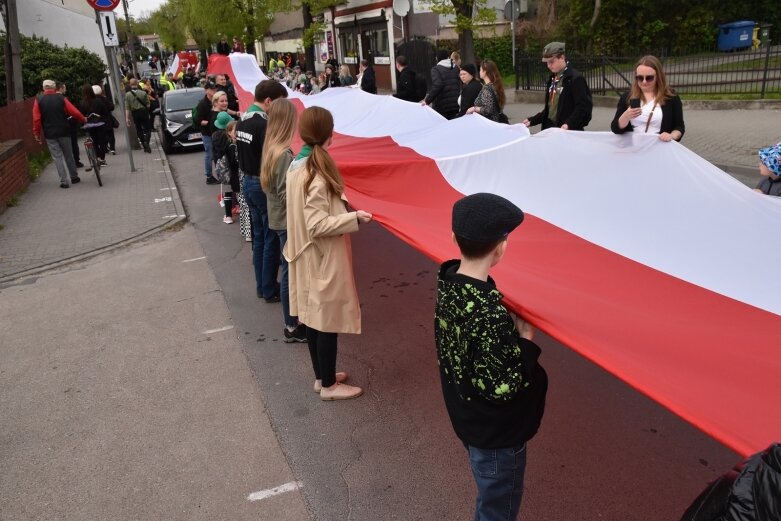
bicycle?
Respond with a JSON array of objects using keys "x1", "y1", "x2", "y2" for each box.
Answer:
[{"x1": 82, "y1": 119, "x2": 105, "y2": 187}]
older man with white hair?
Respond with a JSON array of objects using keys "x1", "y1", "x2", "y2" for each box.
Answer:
[{"x1": 32, "y1": 79, "x2": 87, "y2": 188}]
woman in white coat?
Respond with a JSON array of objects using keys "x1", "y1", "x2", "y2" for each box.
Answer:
[{"x1": 284, "y1": 106, "x2": 373, "y2": 400}]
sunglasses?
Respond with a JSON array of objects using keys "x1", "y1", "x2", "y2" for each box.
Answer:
[{"x1": 636, "y1": 75, "x2": 656, "y2": 83}]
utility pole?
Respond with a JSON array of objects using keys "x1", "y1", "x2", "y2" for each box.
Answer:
[
  {"x1": 122, "y1": 0, "x2": 138, "y2": 77},
  {"x1": 2, "y1": 0, "x2": 24, "y2": 102}
]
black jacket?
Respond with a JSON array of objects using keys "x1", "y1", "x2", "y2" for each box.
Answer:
[
  {"x1": 80, "y1": 96, "x2": 112, "y2": 128},
  {"x1": 458, "y1": 79, "x2": 482, "y2": 117},
  {"x1": 235, "y1": 109, "x2": 268, "y2": 178},
  {"x1": 360, "y1": 66, "x2": 377, "y2": 94},
  {"x1": 528, "y1": 66, "x2": 592, "y2": 130},
  {"x1": 610, "y1": 92, "x2": 686, "y2": 141},
  {"x1": 394, "y1": 67, "x2": 418, "y2": 102},
  {"x1": 216, "y1": 41, "x2": 230, "y2": 56},
  {"x1": 434, "y1": 260, "x2": 548, "y2": 449},
  {"x1": 680, "y1": 443, "x2": 781, "y2": 521},
  {"x1": 194, "y1": 95, "x2": 213, "y2": 135},
  {"x1": 426, "y1": 60, "x2": 461, "y2": 119}
]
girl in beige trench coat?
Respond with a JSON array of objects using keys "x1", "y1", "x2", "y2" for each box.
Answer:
[{"x1": 283, "y1": 106, "x2": 373, "y2": 401}]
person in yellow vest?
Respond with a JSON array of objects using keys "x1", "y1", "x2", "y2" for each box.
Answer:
[{"x1": 160, "y1": 72, "x2": 177, "y2": 92}]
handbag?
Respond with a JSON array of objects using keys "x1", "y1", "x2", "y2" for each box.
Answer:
[
  {"x1": 111, "y1": 114, "x2": 120, "y2": 129},
  {"x1": 487, "y1": 85, "x2": 510, "y2": 124}
]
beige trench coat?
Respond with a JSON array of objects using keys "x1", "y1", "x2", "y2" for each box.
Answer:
[{"x1": 283, "y1": 158, "x2": 361, "y2": 334}]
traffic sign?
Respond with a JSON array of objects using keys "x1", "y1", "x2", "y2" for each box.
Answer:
[
  {"x1": 99, "y1": 11, "x2": 119, "y2": 47},
  {"x1": 87, "y1": 0, "x2": 121, "y2": 11}
]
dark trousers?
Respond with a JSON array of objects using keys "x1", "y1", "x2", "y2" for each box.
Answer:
[
  {"x1": 132, "y1": 109, "x2": 151, "y2": 144},
  {"x1": 106, "y1": 127, "x2": 116, "y2": 152},
  {"x1": 87, "y1": 128, "x2": 108, "y2": 160},
  {"x1": 69, "y1": 126, "x2": 80, "y2": 163},
  {"x1": 306, "y1": 328, "x2": 338, "y2": 387}
]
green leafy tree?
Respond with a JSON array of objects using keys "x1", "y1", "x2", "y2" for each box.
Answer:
[
  {"x1": 149, "y1": 0, "x2": 188, "y2": 51},
  {"x1": 424, "y1": 0, "x2": 496, "y2": 64},
  {"x1": 0, "y1": 33, "x2": 105, "y2": 106}
]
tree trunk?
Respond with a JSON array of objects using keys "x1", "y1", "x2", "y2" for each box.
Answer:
[
  {"x1": 459, "y1": 29, "x2": 475, "y2": 65},
  {"x1": 454, "y1": 0, "x2": 475, "y2": 64},
  {"x1": 302, "y1": 3, "x2": 316, "y2": 73},
  {"x1": 585, "y1": 0, "x2": 601, "y2": 53}
]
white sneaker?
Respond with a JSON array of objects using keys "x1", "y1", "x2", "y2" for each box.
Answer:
[{"x1": 223, "y1": 216, "x2": 233, "y2": 224}]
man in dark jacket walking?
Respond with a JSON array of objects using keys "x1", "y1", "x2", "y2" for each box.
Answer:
[
  {"x1": 33, "y1": 79, "x2": 86, "y2": 188},
  {"x1": 393, "y1": 55, "x2": 418, "y2": 102},
  {"x1": 423, "y1": 49, "x2": 460, "y2": 120},
  {"x1": 523, "y1": 42, "x2": 593, "y2": 131}
]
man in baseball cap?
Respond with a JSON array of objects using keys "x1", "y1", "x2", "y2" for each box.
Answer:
[
  {"x1": 523, "y1": 41, "x2": 593, "y2": 131},
  {"x1": 434, "y1": 192, "x2": 548, "y2": 521}
]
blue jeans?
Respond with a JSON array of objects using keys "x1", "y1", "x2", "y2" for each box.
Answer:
[
  {"x1": 467, "y1": 443, "x2": 527, "y2": 521},
  {"x1": 273, "y1": 230, "x2": 297, "y2": 328},
  {"x1": 243, "y1": 175, "x2": 280, "y2": 298},
  {"x1": 202, "y1": 134, "x2": 212, "y2": 178}
]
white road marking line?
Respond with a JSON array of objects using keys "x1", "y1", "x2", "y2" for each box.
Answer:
[
  {"x1": 202, "y1": 325, "x2": 234, "y2": 335},
  {"x1": 181, "y1": 256, "x2": 206, "y2": 263},
  {"x1": 154, "y1": 197, "x2": 173, "y2": 203},
  {"x1": 247, "y1": 481, "x2": 302, "y2": 502},
  {"x1": 160, "y1": 187, "x2": 177, "y2": 191}
]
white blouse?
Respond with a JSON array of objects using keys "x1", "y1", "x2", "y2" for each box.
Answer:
[{"x1": 631, "y1": 99, "x2": 663, "y2": 134}]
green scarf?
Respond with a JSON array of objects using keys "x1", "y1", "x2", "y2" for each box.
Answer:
[{"x1": 295, "y1": 144, "x2": 313, "y2": 161}]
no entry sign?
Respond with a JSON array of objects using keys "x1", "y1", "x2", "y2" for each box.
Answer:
[{"x1": 87, "y1": 0, "x2": 121, "y2": 11}]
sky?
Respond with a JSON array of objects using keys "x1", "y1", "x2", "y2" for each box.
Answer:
[{"x1": 127, "y1": 0, "x2": 165, "y2": 19}]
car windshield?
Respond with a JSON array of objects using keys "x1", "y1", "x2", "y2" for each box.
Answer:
[{"x1": 166, "y1": 91, "x2": 204, "y2": 112}]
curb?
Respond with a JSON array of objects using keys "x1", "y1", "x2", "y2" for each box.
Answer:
[
  {"x1": 0, "y1": 133, "x2": 187, "y2": 286},
  {"x1": 511, "y1": 89, "x2": 781, "y2": 110}
]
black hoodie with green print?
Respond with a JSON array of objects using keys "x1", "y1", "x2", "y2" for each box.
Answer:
[{"x1": 434, "y1": 259, "x2": 548, "y2": 449}]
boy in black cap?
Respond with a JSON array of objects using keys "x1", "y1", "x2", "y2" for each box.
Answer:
[{"x1": 434, "y1": 192, "x2": 548, "y2": 521}]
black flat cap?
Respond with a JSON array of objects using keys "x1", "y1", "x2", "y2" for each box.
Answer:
[{"x1": 452, "y1": 193, "x2": 524, "y2": 242}]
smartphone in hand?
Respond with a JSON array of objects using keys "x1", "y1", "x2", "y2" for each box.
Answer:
[{"x1": 629, "y1": 98, "x2": 641, "y2": 109}]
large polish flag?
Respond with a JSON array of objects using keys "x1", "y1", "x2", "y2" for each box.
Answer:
[{"x1": 210, "y1": 53, "x2": 781, "y2": 457}]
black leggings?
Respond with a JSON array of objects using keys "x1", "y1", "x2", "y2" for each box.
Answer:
[{"x1": 306, "y1": 327, "x2": 338, "y2": 387}]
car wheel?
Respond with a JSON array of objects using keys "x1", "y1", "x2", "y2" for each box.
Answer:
[{"x1": 162, "y1": 132, "x2": 173, "y2": 154}]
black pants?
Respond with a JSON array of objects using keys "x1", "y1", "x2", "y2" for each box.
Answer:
[
  {"x1": 69, "y1": 126, "x2": 80, "y2": 162},
  {"x1": 87, "y1": 128, "x2": 108, "y2": 160},
  {"x1": 306, "y1": 327, "x2": 338, "y2": 387},
  {"x1": 106, "y1": 126, "x2": 116, "y2": 152},
  {"x1": 132, "y1": 110, "x2": 151, "y2": 145}
]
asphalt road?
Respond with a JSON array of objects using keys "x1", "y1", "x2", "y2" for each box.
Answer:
[{"x1": 168, "y1": 145, "x2": 739, "y2": 520}]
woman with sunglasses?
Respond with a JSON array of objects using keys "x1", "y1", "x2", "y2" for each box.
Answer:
[{"x1": 611, "y1": 55, "x2": 685, "y2": 142}]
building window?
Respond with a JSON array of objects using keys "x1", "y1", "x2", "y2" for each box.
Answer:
[
  {"x1": 372, "y1": 28, "x2": 389, "y2": 57},
  {"x1": 340, "y1": 31, "x2": 358, "y2": 64}
]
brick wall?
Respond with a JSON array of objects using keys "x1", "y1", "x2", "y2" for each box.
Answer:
[
  {"x1": 0, "y1": 140, "x2": 29, "y2": 214},
  {"x1": 0, "y1": 99, "x2": 45, "y2": 156}
]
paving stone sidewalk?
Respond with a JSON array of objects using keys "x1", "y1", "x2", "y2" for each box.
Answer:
[{"x1": 0, "y1": 130, "x2": 184, "y2": 282}]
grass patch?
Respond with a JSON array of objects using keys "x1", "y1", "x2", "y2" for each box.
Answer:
[
  {"x1": 704, "y1": 56, "x2": 781, "y2": 72},
  {"x1": 27, "y1": 149, "x2": 52, "y2": 182},
  {"x1": 678, "y1": 92, "x2": 781, "y2": 100},
  {"x1": 6, "y1": 194, "x2": 21, "y2": 207}
]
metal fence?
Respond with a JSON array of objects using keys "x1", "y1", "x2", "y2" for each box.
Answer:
[{"x1": 515, "y1": 45, "x2": 781, "y2": 98}]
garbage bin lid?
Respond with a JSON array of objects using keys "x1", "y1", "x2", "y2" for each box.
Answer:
[{"x1": 718, "y1": 20, "x2": 755, "y2": 28}]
